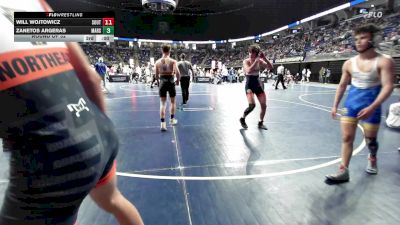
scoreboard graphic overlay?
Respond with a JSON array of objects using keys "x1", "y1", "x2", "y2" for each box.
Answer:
[{"x1": 14, "y1": 12, "x2": 115, "y2": 42}]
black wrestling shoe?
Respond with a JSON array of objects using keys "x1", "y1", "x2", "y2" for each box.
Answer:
[
  {"x1": 240, "y1": 117, "x2": 248, "y2": 129},
  {"x1": 258, "y1": 121, "x2": 268, "y2": 130}
]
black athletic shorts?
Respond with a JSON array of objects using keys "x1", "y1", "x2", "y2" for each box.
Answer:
[
  {"x1": 159, "y1": 75, "x2": 176, "y2": 98},
  {"x1": 245, "y1": 75, "x2": 264, "y2": 95}
]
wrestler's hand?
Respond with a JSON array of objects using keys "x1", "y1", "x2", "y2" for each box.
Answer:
[
  {"x1": 331, "y1": 107, "x2": 338, "y2": 120},
  {"x1": 175, "y1": 80, "x2": 180, "y2": 86},
  {"x1": 357, "y1": 106, "x2": 375, "y2": 120}
]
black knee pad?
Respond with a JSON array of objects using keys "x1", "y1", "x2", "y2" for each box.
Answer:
[
  {"x1": 244, "y1": 104, "x2": 256, "y2": 116},
  {"x1": 366, "y1": 137, "x2": 378, "y2": 156}
]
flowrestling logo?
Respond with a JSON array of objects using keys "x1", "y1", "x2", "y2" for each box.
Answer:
[{"x1": 363, "y1": 11, "x2": 383, "y2": 19}]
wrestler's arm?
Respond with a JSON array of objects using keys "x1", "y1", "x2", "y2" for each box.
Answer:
[
  {"x1": 154, "y1": 61, "x2": 160, "y2": 80},
  {"x1": 369, "y1": 57, "x2": 395, "y2": 109},
  {"x1": 331, "y1": 60, "x2": 351, "y2": 119},
  {"x1": 174, "y1": 60, "x2": 180, "y2": 85},
  {"x1": 66, "y1": 44, "x2": 106, "y2": 112},
  {"x1": 43, "y1": 1, "x2": 106, "y2": 112}
]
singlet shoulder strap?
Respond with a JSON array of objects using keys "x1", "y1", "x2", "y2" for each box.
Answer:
[{"x1": 350, "y1": 56, "x2": 358, "y2": 73}]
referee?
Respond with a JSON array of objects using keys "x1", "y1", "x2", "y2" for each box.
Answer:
[{"x1": 177, "y1": 53, "x2": 194, "y2": 105}]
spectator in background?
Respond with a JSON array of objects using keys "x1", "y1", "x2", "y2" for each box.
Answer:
[
  {"x1": 391, "y1": 31, "x2": 400, "y2": 45},
  {"x1": 228, "y1": 67, "x2": 236, "y2": 83},
  {"x1": 285, "y1": 69, "x2": 294, "y2": 86},
  {"x1": 319, "y1": 67, "x2": 326, "y2": 83},
  {"x1": 95, "y1": 57, "x2": 108, "y2": 92},
  {"x1": 326, "y1": 68, "x2": 331, "y2": 83},
  {"x1": 301, "y1": 68, "x2": 307, "y2": 83},
  {"x1": 150, "y1": 63, "x2": 159, "y2": 88},
  {"x1": 306, "y1": 68, "x2": 311, "y2": 82}
]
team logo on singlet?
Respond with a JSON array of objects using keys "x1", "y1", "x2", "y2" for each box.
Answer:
[{"x1": 67, "y1": 98, "x2": 90, "y2": 118}]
